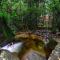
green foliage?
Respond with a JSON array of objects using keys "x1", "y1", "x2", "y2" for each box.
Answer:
[
  {"x1": 1, "y1": 0, "x2": 57, "y2": 39},
  {"x1": 0, "y1": 0, "x2": 46, "y2": 31},
  {"x1": 46, "y1": 0, "x2": 60, "y2": 32}
]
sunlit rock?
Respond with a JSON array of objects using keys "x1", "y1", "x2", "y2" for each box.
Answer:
[{"x1": 15, "y1": 32, "x2": 42, "y2": 41}]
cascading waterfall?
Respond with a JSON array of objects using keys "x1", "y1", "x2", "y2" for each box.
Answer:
[
  {"x1": 1, "y1": 42, "x2": 23, "y2": 53},
  {"x1": 0, "y1": 42, "x2": 23, "y2": 60}
]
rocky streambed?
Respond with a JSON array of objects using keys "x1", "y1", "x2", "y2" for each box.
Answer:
[{"x1": 0, "y1": 31, "x2": 59, "y2": 60}]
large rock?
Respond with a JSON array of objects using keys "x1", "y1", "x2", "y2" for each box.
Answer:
[
  {"x1": 48, "y1": 43, "x2": 60, "y2": 60},
  {"x1": 0, "y1": 49, "x2": 20, "y2": 60}
]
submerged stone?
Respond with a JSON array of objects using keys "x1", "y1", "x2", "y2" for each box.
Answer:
[{"x1": 21, "y1": 49, "x2": 47, "y2": 60}]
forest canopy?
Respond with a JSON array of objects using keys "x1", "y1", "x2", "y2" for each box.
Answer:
[{"x1": 0, "y1": 0, "x2": 60, "y2": 38}]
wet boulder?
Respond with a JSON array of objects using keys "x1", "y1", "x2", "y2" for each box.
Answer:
[
  {"x1": 0, "y1": 49, "x2": 20, "y2": 60},
  {"x1": 48, "y1": 43, "x2": 60, "y2": 60}
]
